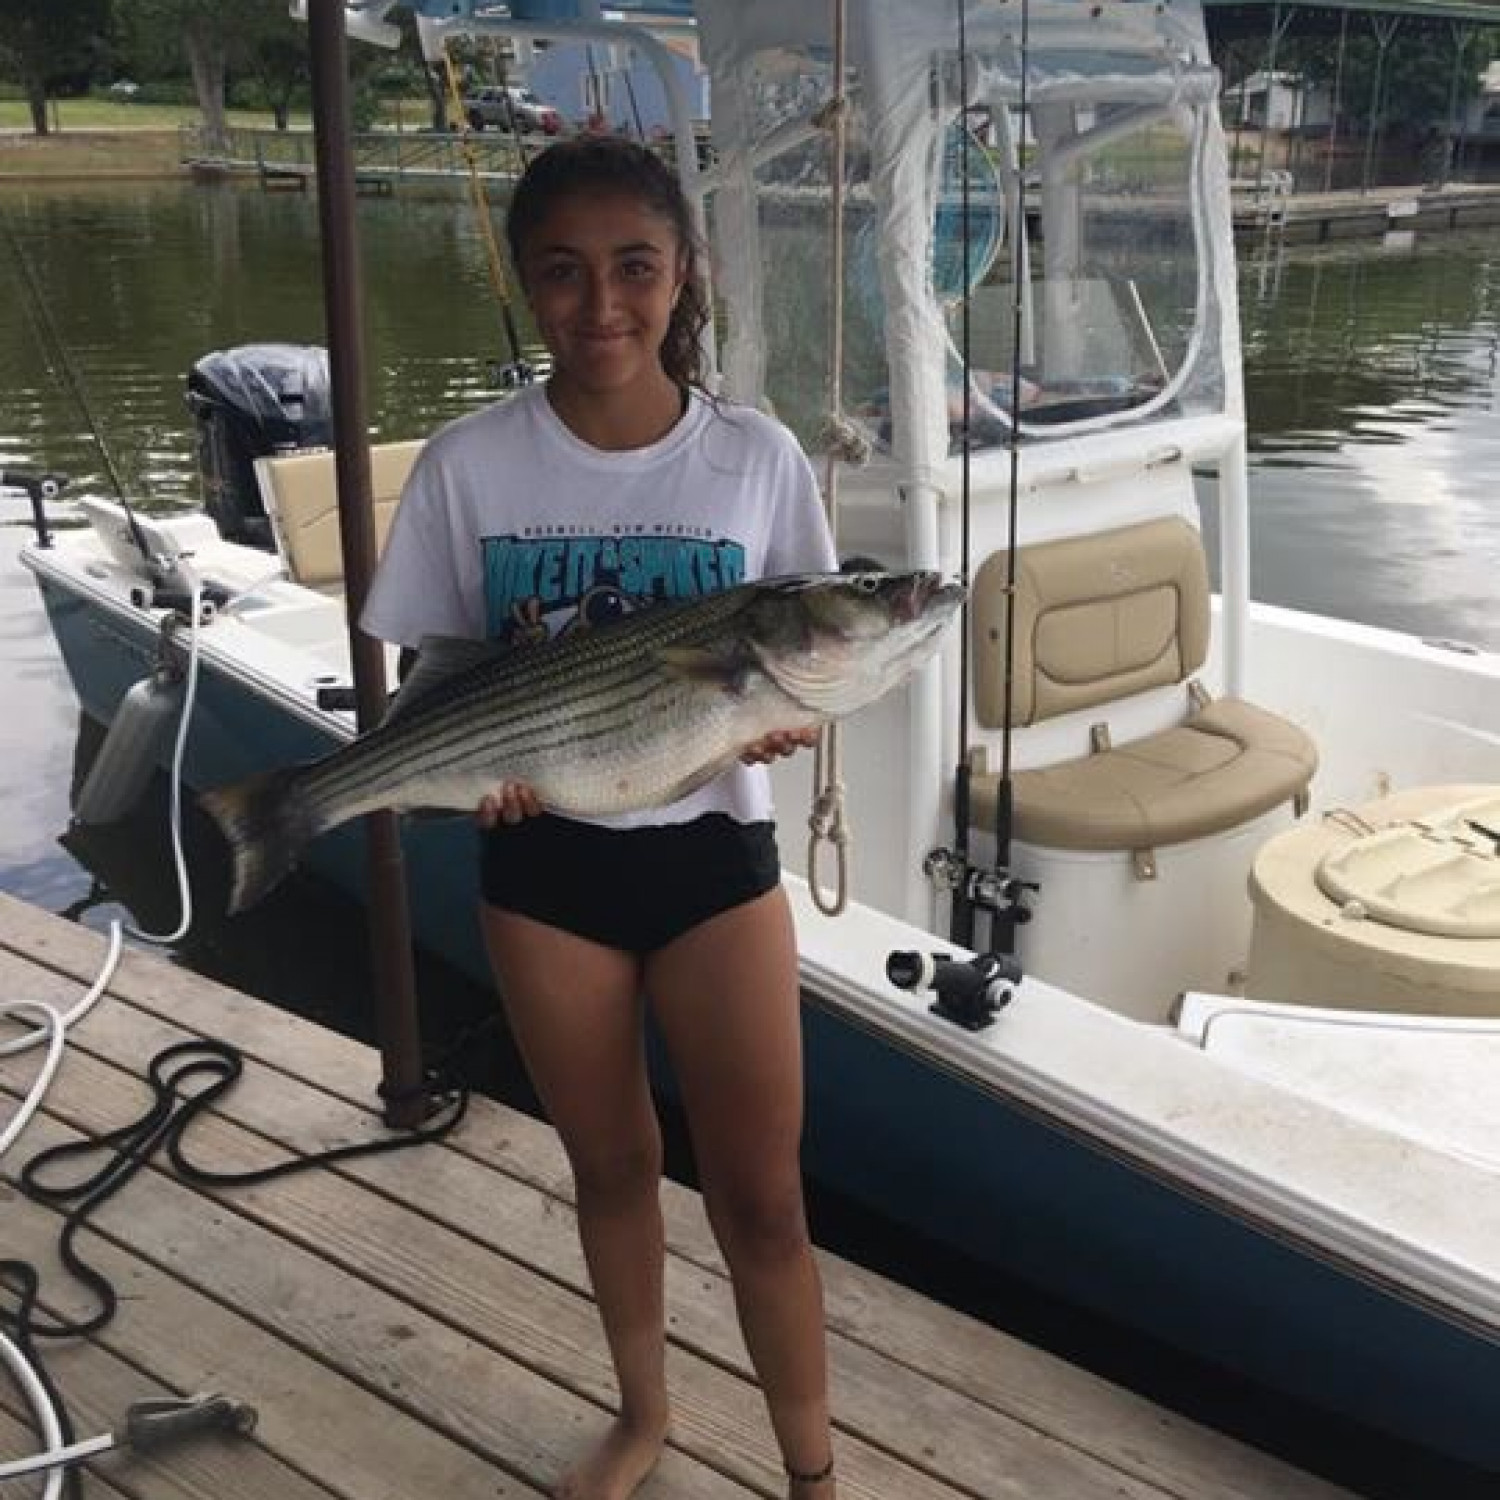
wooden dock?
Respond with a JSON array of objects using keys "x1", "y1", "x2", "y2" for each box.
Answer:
[
  {"x1": 1232, "y1": 182, "x2": 1500, "y2": 243},
  {"x1": 0, "y1": 892, "x2": 1353, "y2": 1500}
]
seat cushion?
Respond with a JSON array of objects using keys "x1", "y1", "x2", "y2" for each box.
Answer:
[
  {"x1": 970, "y1": 698, "x2": 1318, "y2": 851},
  {"x1": 256, "y1": 439, "x2": 423, "y2": 590},
  {"x1": 972, "y1": 515, "x2": 1211, "y2": 729}
]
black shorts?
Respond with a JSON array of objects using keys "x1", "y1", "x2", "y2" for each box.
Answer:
[{"x1": 479, "y1": 812, "x2": 781, "y2": 954}]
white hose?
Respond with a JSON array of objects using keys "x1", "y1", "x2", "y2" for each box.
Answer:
[{"x1": 1, "y1": 586, "x2": 205, "y2": 1490}]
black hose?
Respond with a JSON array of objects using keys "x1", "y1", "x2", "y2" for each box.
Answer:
[{"x1": 2, "y1": 1036, "x2": 468, "y2": 1481}]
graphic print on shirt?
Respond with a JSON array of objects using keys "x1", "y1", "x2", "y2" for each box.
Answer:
[{"x1": 481, "y1": 527, "x2": 747, "y2": 646}]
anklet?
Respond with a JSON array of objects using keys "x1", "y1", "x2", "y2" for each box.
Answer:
[{"x1": 786, "y1": 1456, "x2": 835, "y2": 1484}]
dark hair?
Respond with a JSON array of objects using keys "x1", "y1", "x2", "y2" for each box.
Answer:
[{"x1": 505, "y1": 136, "x2": 711, "y2": 392}]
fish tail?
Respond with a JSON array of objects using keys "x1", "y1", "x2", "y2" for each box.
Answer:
[{"x1": 199, "y1": 767, "x2": 321, "y2": 914}]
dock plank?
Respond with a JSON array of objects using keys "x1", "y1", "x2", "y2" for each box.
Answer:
[
  {"x1": 0, "y1": 895, "x2": 1355, "y2": 1499},
  {"x1": 0, "y1": 1325, "x2": 340, "y2": 1500},
  {"x1": 1, "y1": 1190, "x2": 545, "y2": 1500},
  {"x1": 1, "y1": 1104, "x2": 755, "y2": 1500},
  {"x1": 0, "y1": 1021, "x2": 1024, "y2": 1500}
]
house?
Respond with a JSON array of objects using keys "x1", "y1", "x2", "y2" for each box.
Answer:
[{"x1": 1221, "y1": 70, "x2": 1332, "y2": 134}]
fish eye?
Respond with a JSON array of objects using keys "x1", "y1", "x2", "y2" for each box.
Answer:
[{"x1": 855, "y1": 575, "x2": 880, "y2": 594}]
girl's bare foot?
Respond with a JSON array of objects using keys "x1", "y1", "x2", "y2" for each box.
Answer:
[{"x1": 554, "y1": 1411, "x2": 669, "y2": 1500}]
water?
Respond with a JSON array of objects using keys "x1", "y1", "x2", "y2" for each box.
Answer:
[
  {"x1": 3, "y1": 181, "x2": 1498, "y2": 1498},
  {"x1": 1236, "y1": 234, "x2": 1500, "y2": 650}
]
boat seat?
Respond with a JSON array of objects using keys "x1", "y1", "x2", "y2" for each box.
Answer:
[
  {"x1": 255, "y1": 439, "x2": 423, "y2": 591},
  {"x1": 968, "y1": 516, "x2": 1317, "y2": 862}
]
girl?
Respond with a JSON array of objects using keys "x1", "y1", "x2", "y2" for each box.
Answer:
[{"x1": 362, "y1": 137, "x2": 838, "y2": 1500}]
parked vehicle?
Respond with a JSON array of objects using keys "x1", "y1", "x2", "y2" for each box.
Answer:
[{"x1": 462, "y1": 84, "x2": 561, "y2": 135}]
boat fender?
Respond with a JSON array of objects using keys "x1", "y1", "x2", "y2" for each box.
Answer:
[
  {"x1": 886, "y1": 949, "x2": 1022, "y2": 1031},
  {"x1": 73, "y1": 670, "x2": 188, "y2": 825}
]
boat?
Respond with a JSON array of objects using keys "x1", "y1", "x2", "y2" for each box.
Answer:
[{"x1": 17, "y1": 0, "x2": 1500, "y2": 1477}]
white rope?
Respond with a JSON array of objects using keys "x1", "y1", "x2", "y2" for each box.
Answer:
[
  {"x1": 1, "y1": 586, "x2": 205, "y2": 1490},
  {"x1": 805, "y1": 0, "x2": 855, "y2": 918}
]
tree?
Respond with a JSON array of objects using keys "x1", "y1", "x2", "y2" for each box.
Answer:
[
  {"x1": 1268, "y1": 20, "x2": 1497, "y2": 139},
  {"x1": 111, "y1": 0, "x2": 299, "y2": 148},
  {"x1": 0, "y1": 0, "x2": 110, "y2": 135},
  {"x1": 249, "y1": 28, "x2": 310, "y2": 131}
]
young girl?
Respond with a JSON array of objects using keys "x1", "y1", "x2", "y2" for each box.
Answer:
[{"x1": 362, "y1": 138, "x2": 839, "y2": 1500}]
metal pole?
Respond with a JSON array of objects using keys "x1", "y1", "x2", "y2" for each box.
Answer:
[
  {"x1": 1440, "y1": 24, "x2": 1470, "y2": 189},
  {"x1": 1254, "y1": 3, "x2": 1287, "y2": 192},
  {"x1": 1230, "y1": 43, "x2": 1247, "y2": 178},
  {"x1": 1323, "y1": 7, "x2": 1349, "y2": 194},
  {"x1": 307, "y1": 0, "x2": 427, "y2": 1130},
  {"x1": 1361, "y1": 18, "x2": 1400, "y2": 195}
]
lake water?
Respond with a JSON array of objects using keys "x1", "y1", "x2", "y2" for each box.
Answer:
[{"x1": 2, "y1": 180, "x2": 1497, "y2": 1498}]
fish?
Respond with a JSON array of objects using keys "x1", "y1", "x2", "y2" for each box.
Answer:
[{"x1": 200, "y1": 570, "x2": 964, "y2": 913}]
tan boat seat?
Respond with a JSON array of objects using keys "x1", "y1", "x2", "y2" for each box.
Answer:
[
  {"x1": 256, "y1": 439, "x2": 423, "y2": 590},
  {"x1": 969, "y1": 516, "x2": 1317, "y2": 857}
]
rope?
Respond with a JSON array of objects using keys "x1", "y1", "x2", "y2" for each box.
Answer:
[
  {"x1": 806, "y1": 0, "x2": 855, "y2": 918},
  {"x1": 7, "y1": 1039, "x2": 467, "y2": 1342}
]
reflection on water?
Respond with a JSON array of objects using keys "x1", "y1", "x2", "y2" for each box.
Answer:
[
  {"x1": 1233, "y1": 231, "x2": 1499, "y2": 649},
  {"x1": 2, "y1": 181, "x2": 1495, "y2": 645},
  {"x1": 0, "y1": 180, "x2": 520, "y2": 501}
]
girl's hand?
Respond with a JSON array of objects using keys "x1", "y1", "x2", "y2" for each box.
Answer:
[
  {"x1": 477, "y1": 781, "x2": 543, "y2": 828},
  {"x1": 740, "y1": 727, "x2": 819, "y2": 766}
]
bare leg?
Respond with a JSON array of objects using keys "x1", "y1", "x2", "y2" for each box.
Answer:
[
  {"x1": 646, "y1": 888, "x2": 836, "y2": 1497},
  {"x1": 482, "y1": 907, "x2": 670, "y2": 1500}
]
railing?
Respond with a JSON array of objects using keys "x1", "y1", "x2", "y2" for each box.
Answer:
[{"x1": 179, "y1": 125, "x2": 530, "y2": 185}]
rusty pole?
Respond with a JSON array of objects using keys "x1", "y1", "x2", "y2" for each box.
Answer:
[{"x1": 306, "y1": 0, "x2": 427, "y2": 1129}]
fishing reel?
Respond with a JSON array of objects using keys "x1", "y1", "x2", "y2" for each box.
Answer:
[
  {"x1": 923, "y1": 847, "x2": 1038, "y2": 925},
  {"x1": 885, "y1": 949, "x2": 1021, "y2": 1032}
]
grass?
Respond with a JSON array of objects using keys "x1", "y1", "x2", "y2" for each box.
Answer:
[
  {"x1": 0, "y1": 98, "x2": 308, "y2": 134},
  {"x1": 0, "y1": 99, "x2": 291, "y2": 178},
  {"x1": 0, "y1": 96, "x2": 445, "y2": 178}
]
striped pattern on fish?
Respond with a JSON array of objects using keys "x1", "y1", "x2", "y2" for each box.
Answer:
[{"x1": 200, "y1": 570, "x2": 963, "y2": 913}]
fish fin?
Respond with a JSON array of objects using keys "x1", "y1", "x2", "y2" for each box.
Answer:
[
  {"x1": 199, "y1": 766, "x2": 321, "y2": 914},
  {"x1": 657, "y1": 645, "x2": 751, "y2": 693},
  {"x1": 384, "y1": 634, "x2": 502, "y2": 725}
]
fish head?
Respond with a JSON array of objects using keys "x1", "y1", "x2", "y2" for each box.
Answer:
[{"x1": 744, "y1": 571, "x2": 965, "y2": 718}]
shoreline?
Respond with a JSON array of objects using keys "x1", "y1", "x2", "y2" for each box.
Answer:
[{"x1": 7, "y1": 128, "x2": 1500, "y2": 245}]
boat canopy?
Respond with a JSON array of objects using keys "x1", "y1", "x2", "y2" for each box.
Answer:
[{"x1": 693, "y1": 0, "x2": 1242, "y2": 483}]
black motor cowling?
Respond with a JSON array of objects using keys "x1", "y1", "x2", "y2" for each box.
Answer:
[{"x1": 186, "y1": 343, "x2": 332, "y2": 547}]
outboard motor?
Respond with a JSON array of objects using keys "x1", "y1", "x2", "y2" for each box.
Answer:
[{"x1": 186, "y1": 343, "x2": 332, "y2": 548}]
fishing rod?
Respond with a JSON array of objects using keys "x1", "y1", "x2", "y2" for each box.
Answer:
[
  {"x1": 991, "y1": 0, "x2": 1033, "y2": 957},
  {"x1": 949, "y1": 0, "x2": 978, "y2": 949},
  {"x1": 0, "y1": 206, "x2": 154, "y2": 566},
  {"x1": 437, "y1": 46, "x2": 536, "y2": 389},
  {"x1": 940, "y1": 0, "x2": 1035, "y2": 960}
]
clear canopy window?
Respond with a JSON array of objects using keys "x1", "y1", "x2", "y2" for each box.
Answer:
[{"x1": 696, "y1": 1, "x2": 1232, "y2": 460}]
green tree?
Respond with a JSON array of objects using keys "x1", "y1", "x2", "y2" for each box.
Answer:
[
  {"x1": 111, "y1": 0, "x2": 305, "y2": 148},
  {"x1": 1281, "y1": 21, "x2": 1496, "y2": 137},
  {"x1": 0, "y1": 0, "x2": 110, "y2": 134},
  {"x1": 248, "y1": 28, "x2": 310, "y2": 131}
]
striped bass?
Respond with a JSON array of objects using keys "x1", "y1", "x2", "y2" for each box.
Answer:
[{"x1": 201, "y1": 570, "x2": 963, "y2": 913}]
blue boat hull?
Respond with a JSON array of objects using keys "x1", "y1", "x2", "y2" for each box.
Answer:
[{"x1": 35, "y1": 572, "x2": 1500, "y2": 1474}]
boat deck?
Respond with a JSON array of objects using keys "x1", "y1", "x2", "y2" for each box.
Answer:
[{"x1": 0, "y1": 893, "x2": 1352, "y2": 1500}]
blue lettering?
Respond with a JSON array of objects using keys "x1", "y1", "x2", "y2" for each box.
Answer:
[{"x1": 537, "y1": 540, "x2": 565, "y2": 603}]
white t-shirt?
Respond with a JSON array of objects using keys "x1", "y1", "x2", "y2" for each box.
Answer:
[{"x1": 361, "y1": 382, "x2": 837, "y2": 828}]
